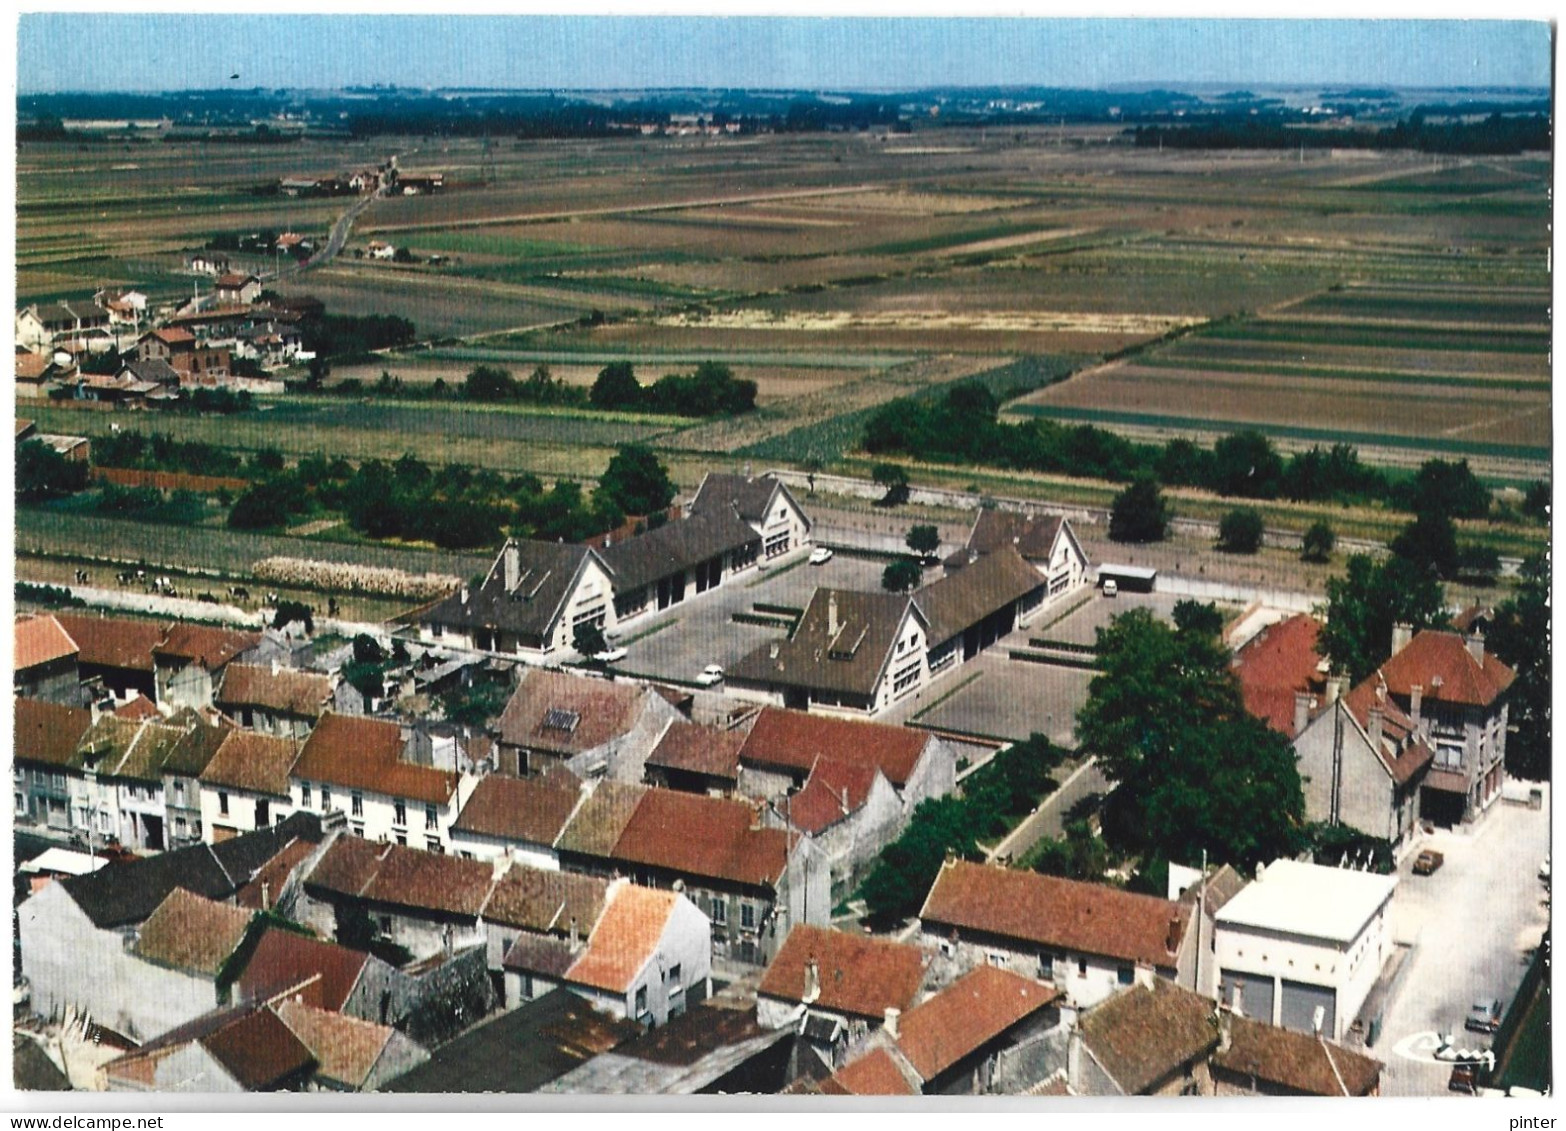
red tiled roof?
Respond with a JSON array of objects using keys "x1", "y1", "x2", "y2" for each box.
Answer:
[
  {"x1": 147, "y1": 327, "x2": 196, "y2": 346},
  {"x1": 292, "y1": 714, "x2": 458, "y2": 806},
  {"x1": 200, "y1": 1007, "x2": 316, "y2": 1090},
  {"x1": 216, "y1": 664, "x2": 332, "y2": 718},
  {"x1": 451, "y1": 772, "x2": 581, "y2": 846},
  {"x1": 303, "y1": 835, "x2": 387, "y2": 899},
  {"x1": 739, "y1": 707, "x2": 930, "y2": 788},
  {"x1": 132, "y1": 888, "x2": 255, "y2": 976},
  {"x1": 200, "y1": 730, "x2": 302, "y2": 798},
  {"x1": 1379, "y1": 630, "x2": 1515, "y2": 709},
  {"x1": 610, "y1": 788, "x2": 792, "y2": 889},
  {"x1": 153, "y1": 623, "x2": 259, "y2": 669},
  {"x1": 482, "y1": 865, "x2": 608, "y2": 934},
  {"x1": 1341, "y1": 679, "x2": 1433, "y2": 785},
  {"x1": 15, "y1": 615, "x2": 79, "y2": 670},
  {"x1": 496, "y1": 669, "x2": 654, "y2": 757},
  {"x1": 564, "y1": 882, "x2": 678, "y2": 994},
  {"x1": 14, "y1": 698, "x2": 94, "y2": 768},
  {"x1": 1213, "y1": 1013, "x2": 1382, "y2": 1096},
  {"x1": 236, "y1": 926, "x2": 372, "y2": 1012},
  {"x1": 272, "y1": 998, "x2": 398, "y2": 1090},
  {"x1": 758, "y1": 924, "x2": 925, "y2": 1019},
  {"x1": 823, "y1": 1047, "x2": 919, "y2": 1095},
  {"x1": 920, "y1": 860, "x2": 1190, "y2": 968},
  {"x1": 364, "y1": 843, "x2": 496, "y2": 918},
  {"x1": 115, "y1": 694, "x2": 161, "y2": 721},
  {"x1": 234, "y1": 838, "x2": 317, "y2": 911},
  {"x1": 786, "y1": 758, "x2": 882, "y2": 835},
  {"x1": 897, "y1": 965, "x2": 1059, "y2": 1082},
  {"x1": 1232, "y1": 615, "x2": 1323, "y2": 736},
  {"x1": 644, "y1": 722, "x2": 744, "y2": 782}
]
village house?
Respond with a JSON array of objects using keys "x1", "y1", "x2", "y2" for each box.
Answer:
[
  {"x1": 159, "y1": 714, "x2": 234, "y2": 849},
  {"x1": 213, "y1": 273, "x2": 263, "y2": 305},
  {"x1": 367, "y1": 240, "x2": 397, "y2": 260},
  {"x1": 121, "y1": 888, "x2": 260, "y2": 1038},
  {"x1": 918, "y1": 860, "x2": 1196, "y2": 1010},
  {"x1": 1212, "y1": 859, "x2": 1397, "y2": 1043},
  {"x1": 1209, "y1": 1010, "x2": 1383, "y2": 1096},
  {"x1": 492, "y1": 668, "x2": 685, "y2": 779},
  {"x1": 448, "y1": 769, "x2": 584, "y2": 868},
  {"x1": 821, "y1": 965, "x2": 1063, "y2": 1095},
  {"x1": 199, "y1": 730, "x2": 303, "y2": 842},
  {"x1": 556, "y1": 780, "x2": 830, "y2": 966},
  {"x1": 76, "y1": 713, "x2": 193, "y2": 852},
  {"x1": 756, "y1": 923, "x2": 927, "y2": 1073},
  {"x1": 643, "y1": 722, "x2": 746, "y2": 796},
  {"x1": 15, "y1": 302, "x2": 112, "y2": 352},
  {"x1": 233, "y1": 926, "x2": 398, "y2": 1023},
  {"x1": 1069, "y1": 978, "x2": 1218, "y2": 1096},
  {"x1": 288, "y1": 713, "x2": 476, "y2": 853},
  {"x1": 417, "y1": 539, "x2": 617, "y2": 662},
  {"x1": 153, "y1": 624, "x2": 264, "y2": 711},
  {"x1": 947, "y1": 509, "x2": 1090, "y2": 606},
  {"x1": 14, "y1": 698, "x2": 95, "y2": 834},
  {"x1": 53, "y1": 612, "x2": 168, "y2": 705},
  {"x1": 188, "y1": 251, "x2": 232, "y2": 276},
  {"x1": 136, "y1": 327, "x2": 230, "y2": 381},
  {"x1": 117, "y1": 357, "x2": 183, "y2": 391},
  {"x1": 214, "y1": 662, "x2": 333, "y2": 738},
  {"x1": 488, "y1": 866, "x2": 611, "y2": 1004},
  {"x1": 1232, "y1": 613, "x2": 1327, "y2": 739},
  {"x1": 102, "y1": 1000, "x2": 317, "y2": 1093},
  {"x1": 15, "y1": 348, "x2": 78, "y2": 397},
  {"x1": 15, "y1": 615, "x2": 81, "y2": 705}
]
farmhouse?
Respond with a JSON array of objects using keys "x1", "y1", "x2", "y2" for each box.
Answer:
[
  {"x1": 918, "y1": 860, "x2": 1195, "y2": 1009},
  {"x1": 152, "y1": 624, "x2": 264, "y2": 711},
  {"x1": 53, "y1": 612, "x2": 169, "y2": 703},
  {"x1": 1212, "y1": 859, "x2": 1397, "y2": 1043},
  {"x1": 214, "y1": 662, "x2": 333, "y2": 738},
  {"x1": 199, "y1": 730, "x2": 302, "y2": 842},
  {"x1": 214, "y1": 274, "x2": 263, "y2": 305},
  {"x1": 14, "y1": 698, "x2": 95, "y2": 834},
  {"x1": 492, "y1": 668, "x2": 684, "y2": 779}
]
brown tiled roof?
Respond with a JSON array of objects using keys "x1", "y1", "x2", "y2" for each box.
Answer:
[
  {"x1": 1078, "y1": 979, "x2": 1220, "y2": 1095},
  {"x1": 611, "y1": 788, "x2": 792, "y2": 889},
  {"x1": 15, "y1": 352, "x2": 50, "y2": 381},
  {"x1": 292, "y1": 714, "x2": 457, "y2": 806},
  {"x1": 758, "y1": 924, "x2": 925, "y2": 1019},
  {"x1": 163, "y1": 716, "x2": 237, "y2": 778},
  {"x1": 114, "y1": 695, "x2": 160, "y2": 721},
  {"x1": 565, "y1": 882, "x2": 678, "y2": 994},
  {"x1": 823, "y1": 1047, "x2": 919, "y2": 1095},
  {"x1": 965, "y1": 509, "x2": 1067, "y2": 561},
  {"x1": 452, "y1": 772, "x2": 582, "y2": 846},
  {"x1": 302, "y1": 836, "x2": 387, "y2": 899},
  {"x1": 1232, "y1": 615, "x2": 1324, "y2": 736},
  {"x1": 1341, "y1": 680, "x2": 1433, "y2": 785},
  {"x1": 915, "y1": 545, "x2": 1044, "y2": 646},
  {"x1": 132, "y1": 888, "x2": 255, "y2": 977},
  {"x1": 200, "y1": 730, "x2": 302, "y2": 797},
  {"x1": 482, "y1": 865, "x2": 609, "y2": 934},
  {"x1": 216, "y1": 664, "x2": 332, "y2": 719},
  {"x1": 146, "y1": 327, "x2": 196, "y2": 346},
  {"x1": 740, "y1": 707, "x2": 930, "y2": 788},
  {"x1": 920, "y1": 860, "x2": 1191, "y2": 968},
  {"x1": 234, "y1": 921, "x2": 372, "y2": 1008},
  {"x1": 598, "y1": 510, "x2": 761, "y2": 592},
  {"x1": 496, "y1": 669, "x2": 654, "y2": 757},
  {"x1": 273, "y1": 998, "x2": 399, "y2": 1091},
  {"x1": 1379, "y1": 629, "x2": 1515, "y2": 709},
  {"x1": 686, "y1": 472, "x2": 790, "y2": 526},
  {"x1": 234, "y1": 838, "x2": 318, "y2": 911},
  {"x1": 786, "y1": 759, "x2": 881, "y2": 835},
  {"x1": 200, "y1": 1006, "x2": 316, "y2": 1090},
  {"x1": 644, "y1": 723, "x2": 744, "y2": 783},
  {"x1": 730, "y1": 587, "x2": 916, "y2": 699},
  {"x1": 15, "y1": 615, "x2": 78, "y2": 670},
  {"x1": 556, "y1": 780, "x2": 648, "y2": 857},
  {"x1": 153, "y1": 623, "x2": 260, "y2": 669},
  {"x1": 1212, "y1": 1013, "x2": 1382, "y2": 1096},
  {"x1": 53, "y1": 613, "x2": 168, "y2": 673},
  {"x1": 14, "y1": 698, "x2": 93, "y2": 769},
  {"x1": 359, "y1": 843, "x2": 496, "y2": 919},
  {"x1": 105, "y1": 719, "x2": 189, "y2": 784},
  {"x1": 897, "y1": 965, "x2": 1059, "y2": 1082},
  {"x1": 502, "y1": 933, "x2": 579, "y2": 977}
]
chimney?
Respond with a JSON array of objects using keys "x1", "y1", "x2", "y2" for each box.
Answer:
[
  {"x1": 460, "y1": 586, "x2": 469, "y2": 606},
  {"x1": 827, "y1": 593, "x2": 839, "y2": 638},
  {"x1": 770, "y1": 641, "x2": 781, "y2": 660},
  {"x1": 802, "y1": 959, "x2": 821, "y2": 1004},
  {"x1": 1367, "y1": 706, "x2": 1384, "y2": 752},
  {"x1": 260, "y1": 882, "x2": 271, "y2": 911},
  {"x1": 1466, "y1": 631, "x2": 1485, "y2": 666},
  {"x1": 1409, "y1": 683, "x2": 1423, "y2": 729},
  {"x1": 569, "y1": 916, "x2": 580, "y2": 947},
  {"x1": 503, "y1": 542, "x2": 521, "y2": 592},
  {"x1": 1166, "y1": 915, "x2": 1182, "y2": 955},
  {"x1": 1391, "y1": 622, "x2": 1413, "y2": 656},
  {"x1": 1216, "y1": 1008, "x2": 1232, "y2": 1054},
  {"x1": 883, "y1": 1007, "x2": 901, "y2": 1039},
  {"x1": 1327, "y1": 674, "x2": 1346, "y2": 704},
  {"x1": 1292, "y1": 692, "x2": 1313, "y2": 738},
  {"x1": 272, "y1": 657, "x2": 281, "y2": 677}
]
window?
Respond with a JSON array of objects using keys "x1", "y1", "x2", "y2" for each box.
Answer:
[
  {"x1": 218, "y1": 791, "x2": 230, "y2": 816},
  {"x1": 426, "y1": 838, "x2": 444, "y2": 854},
  {"x1": 425, "y1": 804, "x2": 438, "y2": 830},
  {"x1": 13, "y1": 766, "x2": 23, "y2": 783},
  {"x1": 321, "y1": 786, "x2": 332, "y2": 812},
  {"x1": 1077, "y1": 958, "x2": 1088, "y2": 978},
  {"x1": 711, "y1": 898, "x2": 727, "y2": 925},
  {"x1": 378, "y1": 916, "x2": 393, "y2": 934},
  {"x1": 174, "y1": 780, "x2": 184, "y2": 802},
  {"x1": 396, "y1": 833, "x2": 407, "y2": 846},
  {"x1": 51, "y1": 773, "x2": 65, "y2": 790},
  {"x1": 635, "y1": 986, "x2": 648, "y2": 1017},
  {"x1": 394, "y1": 799, "x2": 407, "y2": 827},
  {"x1": 351, "y1": 792, "x2": 364, "y2": 817},
  {"x1": 987, "y1": 952, "x2": 1006, "y2": 968},
  {"x1": 301, "y1": 782, "x2": 312, "y2": 808},
  {"x1": 256, "y1": 799, "x2": 270, "y2": 826},
  {"x1": 14, "y1": 793, "x2": 25, "y2": 816},
  {"x1": 741, "y1": 902, "x2": 756, "y2": 930},
  {"x1": 668, "y1": 964, "x2": 682, "y2": 989},
  {"x1": 1118, "y1": 965, "x2": 1135, "y2": 985},
  {"x1": 351, "y1": 824, "x2": 365, "y2": 839}
]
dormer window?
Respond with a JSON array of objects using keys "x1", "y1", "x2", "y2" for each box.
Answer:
[{"x1": 543, "y1": 708, "x2": 581, "y2": 734}]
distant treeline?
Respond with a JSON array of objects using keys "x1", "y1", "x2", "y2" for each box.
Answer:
[{"x1": 1133, "y1": 111, "x2": 1549, "y2": 154}]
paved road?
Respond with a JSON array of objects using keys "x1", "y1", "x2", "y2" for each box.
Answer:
[
  {"x1": 1375, "y1": 792, "x2": 1551, "y2": 1096},
  {"x1": 265, "y1": 153, "x2": 406, "y2": 283},
  {"x1": 987, "y1": 757, "x2": 1110, "y2": 862}
]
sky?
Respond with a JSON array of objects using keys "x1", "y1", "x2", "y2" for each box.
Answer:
[{"x1": 16, "y1": 14, "x2": 1553, "y2": 95}]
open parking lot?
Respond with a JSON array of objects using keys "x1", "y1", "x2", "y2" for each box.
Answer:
[{"x1": 1375, "y1": 790, "x2": 1551, "y2": 1096}]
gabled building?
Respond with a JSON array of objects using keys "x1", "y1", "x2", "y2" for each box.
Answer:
[
  {"x1": 918, "y1": 860, "x2": 1195, "y2": 1009},
  {"x1": 15, "y1": 615, "x2": 81, "y2": 704},
  {"x1": 1070, "y1": 978, "x2": 1218, "y2": 1096},
  {"x1": 102, "y1": 1000, "x2": 317, "y2": 1093},
  {"x1": 449, "y1": 770, "x2": 585, "y2": 868},
  {"x1": 159, "y1": 714, "x2": 234, "y2": 849},
  {"x1": 644, "y1": 722, "x2": 745, "y2": 796},
  {"x1": 14, "y1": 698, "x2": 95, "y2": 834},
  {"x1": 687, "y1": 471, "x2": 813, "y2": 564},
  {"x1": 199, "y1": 730, "x2": 302, "y2": 842},
  {"x1": 598, "y1": 510, "x2": 763, "y2": 622},
  {"x1": 418, "y1": 539, "x2": 616, "y2": 662},
  {"x1": 214, "y1": 274, "x2": 262, "y2": 305},
  {"x1": 948, "y1": 509, "x2": 1089, "y2": 606},
  {"x1": 1210, "y1": 1010, "x2": 1382, "y2": 1096},
  {"x1": 152, "y1": 624, "x2": 263, "y2": 712},
  {"x1": 53, "y1": 613, "x2": 169, "y2": 703},
  {"x1": 492, "y1": 668, "x2": 684, "y2": 779},
  {"x1": 1232, "y1": 614, "x2": 1326, "y2": 739},
  {"x1": 122, "y1": 888, "x2": 259, "y2": 1037},
  {"x1": 214, "y1": 663, "x2": 333, "y2": 737}
]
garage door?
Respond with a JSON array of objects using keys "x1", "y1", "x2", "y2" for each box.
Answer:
[
  {"x1": 1219, "y1": 969, "x2": 1274, "y2": 1025},
  {"x1": 1279, "y1": 979, "x2": 1337, "y2": 1036}
]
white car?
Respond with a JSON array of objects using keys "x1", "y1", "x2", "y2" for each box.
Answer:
[
  {"x1": 809, "y1": 546, "x2": 834, "y2": 565},
  {"x1": 593, "y1": 647, "x2": 628, "y2": 664},
  {"x1": 696, "y1": 664, "x2": 725, "y2": 687}
]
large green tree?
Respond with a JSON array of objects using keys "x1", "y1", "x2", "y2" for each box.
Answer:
[
  {"x1": 1076, "y1": 608, "x2": 1306, "y2": 870},
  {"x1": 597, "y1": 444, "x2": 675, "y2": 516},
  {"x1": 16, "y1": 440, "x2": 88, "y2": 502},
  {"x1": 1108, "y1": 475, "x2": 1169, "y2": 543},
  {"x1": 1488, "y1": 554, "x2": 1550, "y2": 781},
  {"x1": 1319, "y1": 554, "x2": 1446, "y2": 683},
  {"x1": 590, "y1": 361, "x2": 643, "y2": 410}
]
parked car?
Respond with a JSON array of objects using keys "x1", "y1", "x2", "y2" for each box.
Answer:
[
  {"x1": 1448, "y1": 1062, "x2": 1481, "y2": 1094},
  {"x1": 592, "y1": 647, "x2": 628, "y2": 664},
  {"x1": 1102, "y1": 579, "x2": 1119, "y2": 598},
  {"x1": 808, "y1": 546, "x2": 834, "y2": 565},
  {"x1": 696, "y1": 664, "x2": 725, "y2": 687},
  {"x1": 1413, "y1": 849, "x2": 1445, "y2": 875},
  {"x1": 1465, "y1": 998, "x2": 1503, "y2": 1035}
]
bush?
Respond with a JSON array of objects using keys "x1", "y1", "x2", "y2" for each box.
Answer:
[
  {"x1": 1217, "y1": 507, "x2": 1264, "y2": 554},
  {"x1": 17, "y1": 441, "x2": 89, "y2": 502},
  {"x1": 882, "y1": 557, "x2": 922, "y2": 593},
  {"x1": 1302, "y1": 520, "x2": 1335, "y2": 563},
  {"x1": 1108, "y1": 476, "x2": 1168, "y2": 543}
]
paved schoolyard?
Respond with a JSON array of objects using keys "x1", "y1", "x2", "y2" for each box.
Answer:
[
  {"x1": 889, "y1": 650, "x2": 1095, "y2": 746},
  {"x1": 1374, "y1": 790, "x2": 1551, "y2": 1096},
  {"x1": 1038, "y1": 589, "x2": 1228, "y2": 647}
]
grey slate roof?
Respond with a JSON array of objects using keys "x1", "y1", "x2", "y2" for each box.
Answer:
[
  {"x1": 729, "y1": 588, "x2": 917, "y2": 700},
  {"x1": 598, "y1": 511, "x2": 761, "y2": 592},
  {"x1": 687, "y1": 472, "x2": 784, "y2": 525},
  {"x1": 119, "y1": 358, "x2": 181, "y2": 385},
  {"x1": 422, "y1": 540, "x2": 594, "y2": 646}
]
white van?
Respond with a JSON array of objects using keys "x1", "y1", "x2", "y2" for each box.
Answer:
[{"x1": 1102, "y1": 579, "x2": 1118, "y2": 598}]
